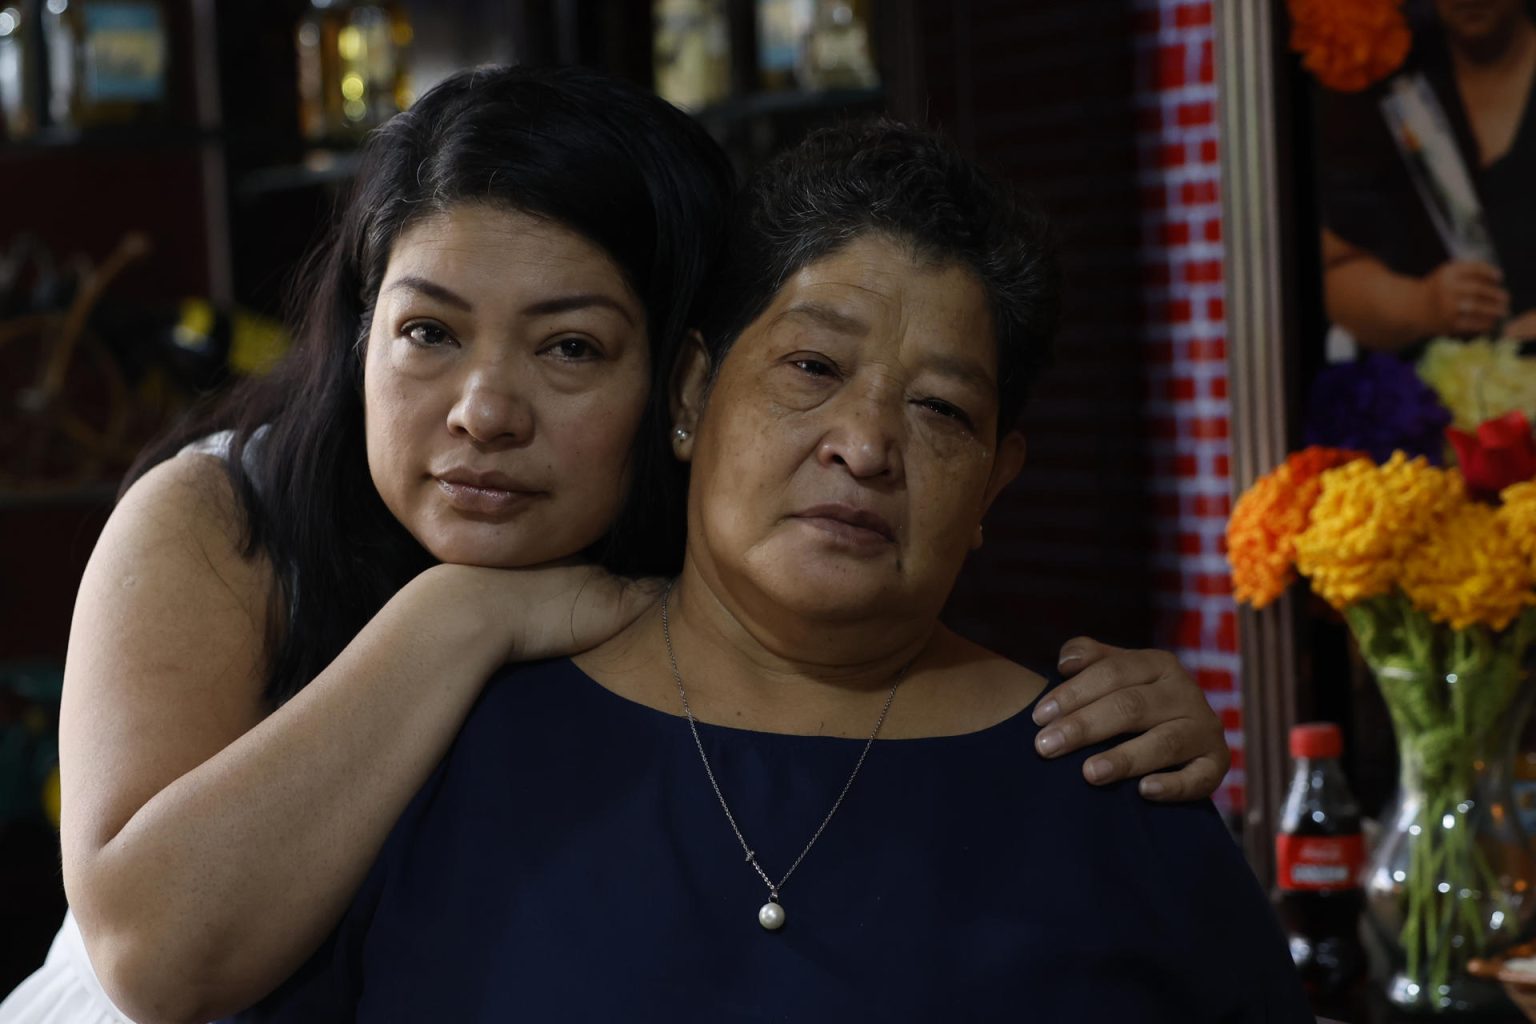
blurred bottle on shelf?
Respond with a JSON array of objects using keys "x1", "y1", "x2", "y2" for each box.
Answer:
[
  {"x1": 0, "y1": 0, "x2": 42, "y2": 139},
  {"x1": 352, "y1": 1, "x2": 410, "y2": 125},
  {"x1": 39, "y1": 0, "x2": 79, "y2": 127},
  {"x1": 653, "y1": 0, "x2": 728, "y2": 112},
  {"x1": 755, "y1": 0, "x2": 811, "y2": 92},
  {"x1": 40, "y1": 0, "x2": 168, "y2": 130},
  {"x1": 797, "y1": 0, "x2": 877, "y2": 91},
  {"x1": 295, "y1": 0, "x2": 343, "y2": 141},
  {"x1": 297, "y1": 0, "x2": 411, "y2": 143}
]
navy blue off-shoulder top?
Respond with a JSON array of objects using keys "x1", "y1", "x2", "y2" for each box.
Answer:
[{"x1": 237, "y1": 656, "x2": 1311, "y2": 1023}]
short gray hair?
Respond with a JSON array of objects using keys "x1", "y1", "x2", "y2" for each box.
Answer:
[{"x1": 695, "y1": 118, "x2": 1060, "y2": 436}]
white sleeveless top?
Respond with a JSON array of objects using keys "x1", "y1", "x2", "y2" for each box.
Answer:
[
  {"x1": 0, "y1": 912, "x2": 130, "y2": 1023},
  {"x1": 0, "y1": 432, "x2": 255, "y2": 1023}
]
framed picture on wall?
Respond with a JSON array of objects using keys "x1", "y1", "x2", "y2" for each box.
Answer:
[
  {"x1": 1217, "y1": 0, "x2": 1536, "y2": 862},
  {"x1": 1300, "y1": 0, "x2": 1536, "y2": 365},
  {"x1": 1219, "y1": 0, "x2": 1536, "y2": 1013}
]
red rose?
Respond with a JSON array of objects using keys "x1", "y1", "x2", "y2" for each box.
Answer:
[{"x1": 1446, "y1": 411, "x2": 1536, "y2": 499}]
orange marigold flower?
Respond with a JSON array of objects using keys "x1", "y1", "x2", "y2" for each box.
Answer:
[
  {"x1": 1227, "y1": 447, "x2": 1364, "y2": 608},
  {"x1": 1288, "y1": 0, "x2": 1411, "y2": 92}
]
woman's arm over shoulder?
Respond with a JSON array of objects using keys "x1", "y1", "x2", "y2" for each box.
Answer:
[
  {"x1": 58, "y1": 456, "x2": 654, "y2": 1024},
  {"x1": 61, "y1": 453, "x2": 274, "y2": 875},
  {"x1": 60, "y1": 454, "x2": 278, "y2": 1019}
]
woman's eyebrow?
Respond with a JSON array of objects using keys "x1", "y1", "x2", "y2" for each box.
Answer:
[
  {"x1": 922, "y1": 354, "x2": 996, "y2": 395},
  {"x1": 384, "y1": 276, "x2": 474, "y2": 311},
  {"x1": 521, "y1": 294, "x2": 637, "y2": 326},
  {"x1": 777, "y1": 301, "x2": 869, "y2": 336}
]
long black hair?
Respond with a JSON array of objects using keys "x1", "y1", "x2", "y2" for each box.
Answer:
[{"x1": 127, "y1": 65, "x2": 734, "y2": 705}]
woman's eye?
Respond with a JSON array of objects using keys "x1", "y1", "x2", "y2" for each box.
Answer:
[
  {"x1": 543, "y1": 336, "x2": 601, "y2": 361},
  {"x1": 791, "y1": 357, "x2": 837, "y2": 378},
  {"x1": 918, "y1": 398, "x2": 974, "y2": 429},
  {"x1": 403, "y1": 321, "x2": 452, "y2": 347}
]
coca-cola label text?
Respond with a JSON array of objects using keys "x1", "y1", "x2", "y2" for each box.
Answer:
[{"x1": 1275, "y1": 834, "x2": 1364, "y2": 891}]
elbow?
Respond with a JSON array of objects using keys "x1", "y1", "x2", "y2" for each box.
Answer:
[
  {"x1": 80, "y1": 919, "x2": 227, "y2": 1024},
  {"x1": 68, "y1": 849, "x2": 239, "y2": 1023}
]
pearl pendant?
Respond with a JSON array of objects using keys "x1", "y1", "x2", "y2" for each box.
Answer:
[{"x1": 758, "y1": 900, "x2": 786, "y2": 931}]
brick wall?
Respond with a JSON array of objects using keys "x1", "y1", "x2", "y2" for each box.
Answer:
[
  {"x1": 928, "y1": 0, "x2": 1243, "y2": 813},
  {"x1": 1131, "y1": 0, "x2": 1242, "y2": 812}
]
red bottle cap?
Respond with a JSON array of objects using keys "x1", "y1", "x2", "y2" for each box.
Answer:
[{"x1": 1290, "y1": 722, "x2": 1343, "y2": 759}]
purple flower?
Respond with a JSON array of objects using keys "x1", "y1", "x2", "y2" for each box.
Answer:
[{"x1": 1302, "y1": 354, "x2": 1451, "y2": 463}]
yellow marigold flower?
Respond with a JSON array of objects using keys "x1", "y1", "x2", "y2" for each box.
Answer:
[
  {"x1": 1418, "y1": 338, "x2": 1536, "y2": 431},
  {"x1": 1500, "y1": 480, "x2": 1536, "y2": 576},
  {"x1": 1227, "y1": 447, "x2": 1364, "y2": 608},
  {"x1": 1401, "y1": 502, "x2": 1536, "y2": 631},
  {"x1": 1295, "y1": 452, "x2": 1464, "y2": 610}
]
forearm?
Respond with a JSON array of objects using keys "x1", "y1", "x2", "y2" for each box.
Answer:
[
  {"x1": 1324, "y1": 257, "x2": 1430, "y2": 351},
  {"x1": 70, "y1": 564, "x2": 512, "y2": 1024}
]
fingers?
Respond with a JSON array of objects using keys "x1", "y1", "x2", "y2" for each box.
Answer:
[
  {"x1": 1034, "y1": 642, "x2": 1232, "y2": 800},
  {"x1": 1443, "y1": 263, "x2": 1510, "y2": 334},
  {"x1": 1055, "y1": 635, "x2": 1119, "y2": 676},
  {"x1": 1451, "y1": 260, "x2": 1505, "y2": 289},
  {"x1": 1456, "y1": 308, "x2": 1505, "y2": 336},
  {"x1": 1035, "y1": 681, "x2": 1159, "y2": 756},
  {"x1": 1066, "y1": 721, "x2": 1225, "y2": 792},
  {"x1": 1506, "y1": 311, "x2": 1536, "y2": 340},
  {"x1": 1136, "y1": 753, "x2": 1231, "y2": 802},
  {"x1": 1035, "y1": 644, "x2": 1176, "y2": 727},
  {"x1": 1460, "y1": 286, "x2": 1510, "y2": 316},
  {"x1": 1451, "y1": 292, "x2": 1508, "y2": 331}
]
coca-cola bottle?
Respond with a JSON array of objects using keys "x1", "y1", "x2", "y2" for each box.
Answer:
[{"x1": 1276, "y1": 722, "x2": 1368, "y2": 1014}]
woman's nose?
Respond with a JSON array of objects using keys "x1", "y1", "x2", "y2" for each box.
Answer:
[
  {"x1": 445, "y1": 370, "x2": 535, "y2": 446},
  {"x1": 815, "y1": 387, "x2": 904, "y2": 481}
]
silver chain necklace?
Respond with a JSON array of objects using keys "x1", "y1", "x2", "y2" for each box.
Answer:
[{"x1": 660, "y1": 584, "x2": 908, "y2": 932}]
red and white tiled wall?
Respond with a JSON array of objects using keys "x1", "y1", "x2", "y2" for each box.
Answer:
[{"x1": 1132, "y1": 0, "x2": 1244, "y2": 814}]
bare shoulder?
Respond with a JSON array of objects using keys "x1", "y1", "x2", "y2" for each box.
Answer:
[
  {"x1": 116, "y1": 449, "x2": 255, "y2": 554},
  {"x1": 891, "y1": 628, "x2": 1047, "y2": 738},
  {"x1": 60, "y1": 453, "x2": 277, "y2": 863},
  {"x1": 68, "y1": 456, "x2": 275, "y2": 648}
]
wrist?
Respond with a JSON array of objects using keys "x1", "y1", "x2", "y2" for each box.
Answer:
[
  {"x1": 1405, "y1": 275, "x2": 1440, "y2": 337},
  {"x1": 402, "y1": 564, "x2": 521, "y2": 666}
]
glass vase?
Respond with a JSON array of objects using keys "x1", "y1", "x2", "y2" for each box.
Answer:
[{"x1": 1362, "y1": 661, "x2": 1536, "y2": 1014}]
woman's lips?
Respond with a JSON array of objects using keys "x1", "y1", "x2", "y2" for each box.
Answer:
[
  {"x1": 434, "y1": 478, "x2": 544, "y2": 517},
  {"x1": 790, "y1": 503, "x2": 896, "y2": 549}
]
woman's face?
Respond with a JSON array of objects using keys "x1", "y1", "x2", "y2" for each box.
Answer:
[
  {"x1": 1435, "y1": 0, "x2": 1527, "y2": 47},
  {"x1": 678, "y1": 234, "x2": 1025, "y2": 626},
  {"x1": 364, "y1": 203, "x2": 650, "y2": 567}
]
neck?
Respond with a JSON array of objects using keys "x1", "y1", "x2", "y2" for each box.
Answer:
[
  {"x1": 1452, "y1": 16, "x2": 1536, "y2": 71},
  {"x1": 657, "y1": 560, "x2": 936, "y2": 735}
]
